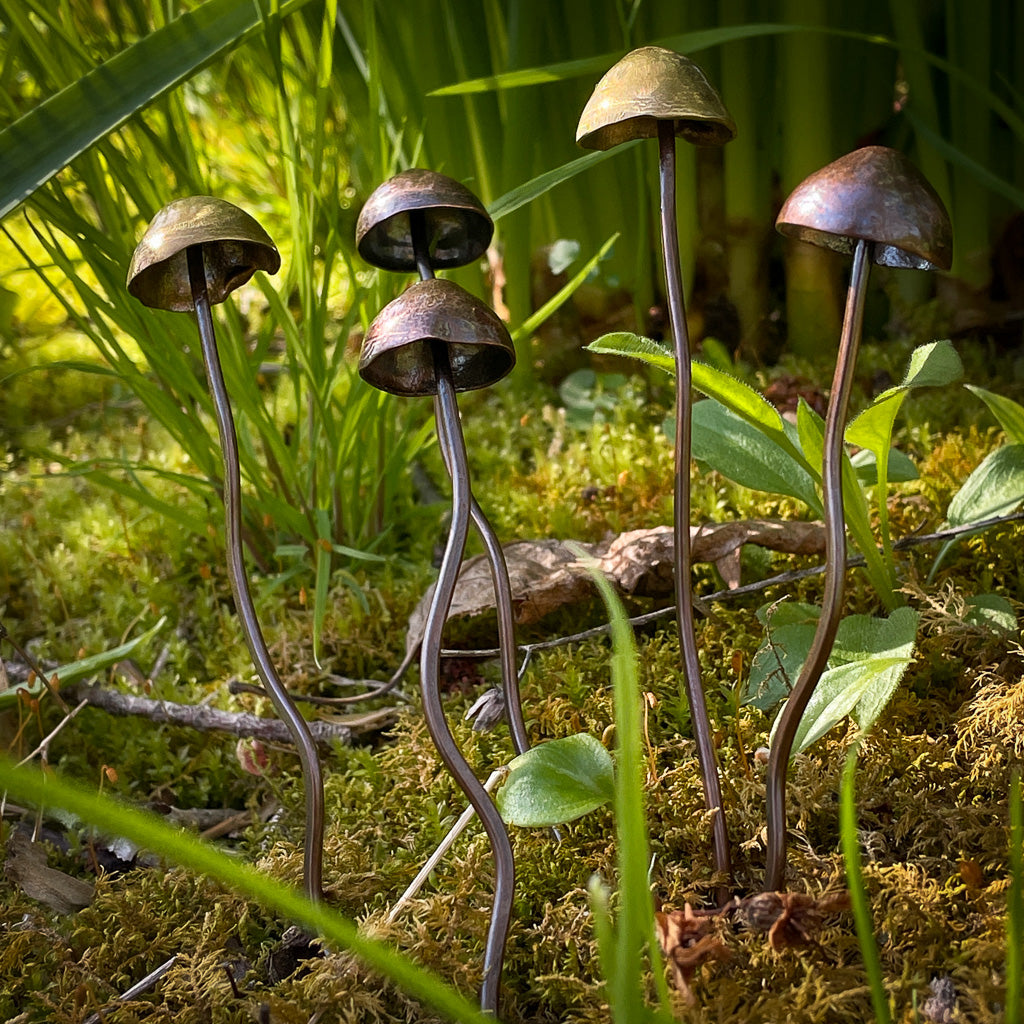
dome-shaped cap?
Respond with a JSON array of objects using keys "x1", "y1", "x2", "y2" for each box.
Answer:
[
  {"x1": 359, "y1": 278, "x2": 515, "y2": 397},
  {"x1": 576, "y1": 45, "x2": 736, "y2": 151},
  {"x1": 127, "y1": 196, "x2": 280, "y2": 311},
  {"x1": 776, "y1": 146, "x2": 952, "y2": 271},
  {"x1": 356, "y1": 169, "x2": 493, "y2": 272}
]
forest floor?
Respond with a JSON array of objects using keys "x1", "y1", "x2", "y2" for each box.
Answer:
[{"x1": 1, "y1": 320, "x2": 1023, "y2": 1023}]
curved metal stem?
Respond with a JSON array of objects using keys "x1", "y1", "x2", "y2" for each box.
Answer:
[
  {"x1": 764, "y1": 238, "x2": 871, "y2": 892},
  {"x1": 188, "y1": 245, "x2": 324, "y2": 903},
  {"x1": 427, "y1": 348, "x2": 514, "y2": 1016},
  {"x1": 658, "y1": 120, "x2": 731, "y2": 898},
  {"x1": 411, "y1": 206, "x2": 529, "y2": 758},
  {"x1": 435, "y1": 415, "x2": 530, "y2": 757}
]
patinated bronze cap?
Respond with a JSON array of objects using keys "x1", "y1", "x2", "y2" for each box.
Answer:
[
  {"x1": 359, "y1": 278, "x2": 515, "y2": 397},
  {"x1": 776, "y1": 146, "x2": 952, "y2": 271},
  {"x1": 127, "y1": 196, "x2": 280, "y2": 312},
  {"x1": 576, "y1": 45, "x2": 736, "y2": 150},
  {"x1": 356, "y1": 169, "x2": 493, "y2": 272}
]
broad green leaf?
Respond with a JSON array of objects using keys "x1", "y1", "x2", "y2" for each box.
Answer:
[
  {"x1": 588, "y1": 332, "x2": 796, "y2": 454},
  {"x1": 586, "y1": 331, "x2": 675, "y2": 375},
  {"x1": 1, "y1": 617, "x2": 167, "y2": 709},
  {"x1": 692, "y1": 362, "x2": 793, "y2": 445},
  {"x1": 496, "y1": 733, "x2": 614, "y2": 827},
  {"x1": 965, "y1": 385, "x2": 1024, "y2": 445},
  {"x1": 0, "y1": 0, "x2": 314, "y2": 220},
  {"x1": 744, "y1": 621, "x2": 817, "y2": 712},
  {"x1": 947, "y1": 445, "x2": 1024, "y2": 526},
  {"x1": 850, "y1": 448, "x2": 919, "y2": 485},
  {"x1": 900, "y1": 339, "x2": 963, "y2": 390},
  {"x1": 769, "y1": 606, "x2": 919, "y2": 755},
  {"x1": 963, "y1": 594, "x2": 1018, "y2": 635},
  {"x1": 846, "y1": 391, "x2": 906, "y2": 457},
  {"x1": 692, "y1": 399, "x2": 823, "y2": 513},
  {"x1": 847, "y1": 340, "x2": 960, "y2": 463}
]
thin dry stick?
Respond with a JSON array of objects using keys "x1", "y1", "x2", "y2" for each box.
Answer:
[{"x1": 386, "y1": 769, "x2": 507, "y2": 925}]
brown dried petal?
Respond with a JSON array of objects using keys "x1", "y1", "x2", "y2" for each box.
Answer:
[{"x1": 655, "y1": 904, "x2": 732, "y2": 1004}]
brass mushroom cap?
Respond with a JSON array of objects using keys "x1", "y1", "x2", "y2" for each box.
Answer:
[
  {"x1": 776, "y1": 146, "x2": 952, "y2": 271},
  {"x1": 359, "y1": 278, "x2": 515, "y2": 397},
  {"x1": 356, "y1": 169, "x2": 493, "y2": 272},
  {"x1": 576, "y1": 45, "x2": 736, "y2": 150},
  {"x1": 127, "y1": 196, "x2": 280, "y2": 312}
]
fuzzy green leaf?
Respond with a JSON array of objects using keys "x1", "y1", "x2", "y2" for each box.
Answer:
[
  {"x1": 965, "y1": 385, "x2": 1024, "y2": 445},
  {"x1": 496, "y1": 733, "x2": 614, "y2": 827},
  {"x1": 693, "y1": 399, "x2": 822, "y2": 513},
  {"x1": 769, "y1": 607, "x2": 919, "y2": 755},
  {"x1": 947, "y1": 445, "x2": 1024, "y2": 526},
  {"x1": 963, "y1": 593, "x2": 1018, "y2": 635}
]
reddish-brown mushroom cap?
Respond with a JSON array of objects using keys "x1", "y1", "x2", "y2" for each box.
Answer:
[
  {"x1": 359, "y1": 278, "x2": 515, "y2": 397},
  {"x1": 776, "y1": 146, "x2": 952, "y2": 271},
  {"x1": 356, "y1": 169, "x2": 493, "y2": 272},
  {"x1": 576, "y1": 45, "x2": 736, "y2": 150},
  {"x1": 127, "y1": 196, "x2": 280, "y2": 311}
]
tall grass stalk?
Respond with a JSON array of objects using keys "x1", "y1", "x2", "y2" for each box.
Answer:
[
  {"x1": 1009, "y1": 771, "x2": 1023, "y2": 1024},
  {"x1": 578, "y1": 545, "x2": 674, "y2": 1022},
  {"x1": 840, "y1": 744, "x2": 892, "y2": 1024},
  {"x1": 1, "y1": 1, "x2": 430, "y2": 605},
  {"x1": 0, "y1": 756, "x2": 491, "y2": 1024}
]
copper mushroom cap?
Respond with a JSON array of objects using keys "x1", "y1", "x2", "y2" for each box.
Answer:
[
  {"x1": 776, "y1": 146, "x2": 952, "y2": 271},
  {"x1": 359, "y1": 278, "x2": 514, "y2": 397},
  {"x1": 576, "y1": 45, "x2": 736, "y2": 150},
  {"x1": 356, "y1": 169, "x2": 493, "y2": 273},
  {"x1": 127, "y1": 196, "x2": 280, "y2": 312}
]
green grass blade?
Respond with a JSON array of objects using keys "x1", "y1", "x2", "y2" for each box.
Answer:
[
  {"x1": 1009, "y1": 771, "x2": 1023, "y2": 1024},
  {"x1": 0, "y1": 0, "x2": 315, "y2": 219},
  {"x1": 429, "y1": 24, "x2": 799, "y2": 94},
  {"x1": 511, "y1": 233, "x2": 619, "y2": 344},
  {"x1": 489, "y1": 147, "x2": 635, "y2": 222},
  {"x1": 575, "y1": 544, "x2": 671, "y2": 1019},
  {"x1": 841, "y1": 745, "x2": 892, "y2": 1024},
  {"x1": 0, "y1": 758, "x2": 492, "y2": 1024}
]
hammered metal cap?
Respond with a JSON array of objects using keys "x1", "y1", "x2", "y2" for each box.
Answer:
[
  {"x1": 776, "y1": 146, "x2": 952, "y2": 271},
  {"x1": 576, "y1": 45, "x2": 736, "y2": 150},
  {"x1": 356, "y1": 169, "x2": 493, "y2": 272},
  {"x1": 127, "y1": 196, "x2": 280, "y2": 311},
  {"x1": 359, "y1": 278, "x2": 515, "y2": 396}
]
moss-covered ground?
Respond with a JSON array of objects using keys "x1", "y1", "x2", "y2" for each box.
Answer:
[{"x1": 1, "y1": 326, "x2": 1022, "y2": 1022}]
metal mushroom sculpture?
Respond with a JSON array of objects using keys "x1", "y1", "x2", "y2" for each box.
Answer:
[
  {"x1": 128, "y1": 196, "x2": 325, "y2": 903},
  {"x1": 577, "y1": 46, "x2": 737, "y2": 894},
  {"x1": 356, "y1": 169, "x2": 523, "y2": 1015},
  {"x1": 764, "y1": 146, "x2": 952, "y2": 891}
]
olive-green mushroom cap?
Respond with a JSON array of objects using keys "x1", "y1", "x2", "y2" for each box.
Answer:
[
  {"x1": 576, "y1": 45, "x2": 736, "y2": 150},
  {"x1": 127, "y1": 196, "x2": 280, "y2": 311}
]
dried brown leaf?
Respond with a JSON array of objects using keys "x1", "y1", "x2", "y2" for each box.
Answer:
[{"x1": 654, "y1": 903, "x2": 732, "y2": 1005}]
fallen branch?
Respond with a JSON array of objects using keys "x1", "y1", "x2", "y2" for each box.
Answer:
[{"x1": 64, "y1": 684, "x2": 351, "y2": 749}]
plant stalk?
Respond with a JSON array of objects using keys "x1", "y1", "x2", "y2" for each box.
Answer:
[
  {"x1": 187, "y1": 244, "x2": 325, "y2": 904},
  {"x1": 764, "y1": 238, "x2": 871, "y2": 891},
  {"x1": 659, "y1": 119, "x2": 731, "y2": 900}
]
